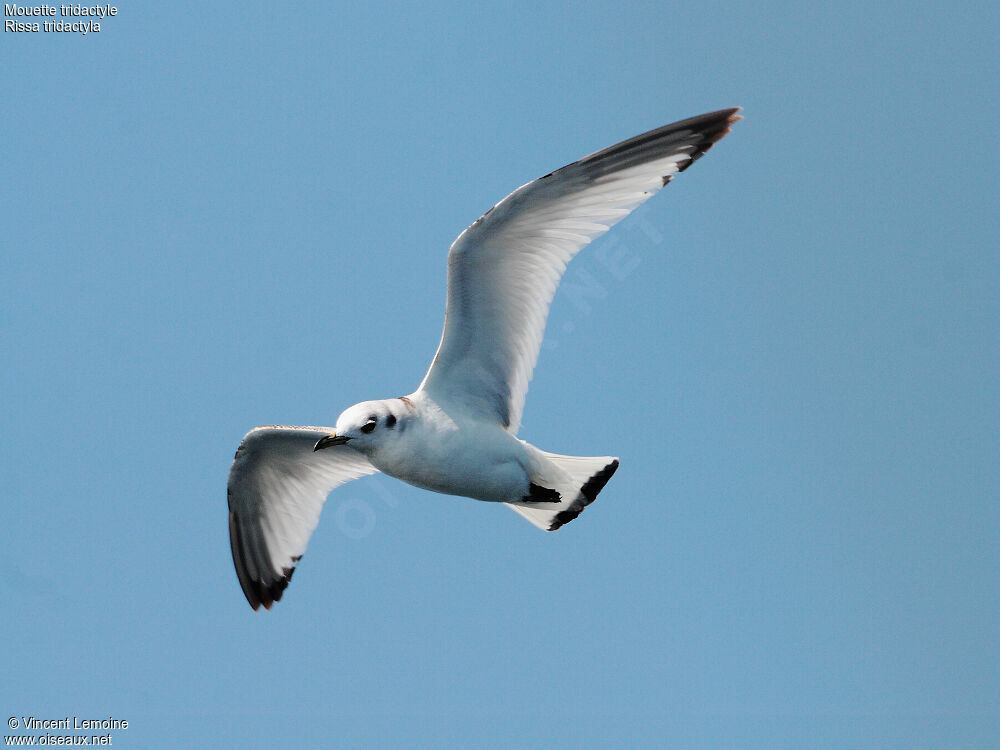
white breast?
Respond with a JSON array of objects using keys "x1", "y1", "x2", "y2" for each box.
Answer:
[{"x1": 366, "y1": 394, "x2": 531, "y2": 503}]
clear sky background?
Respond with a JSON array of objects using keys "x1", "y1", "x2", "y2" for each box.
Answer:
[{"x1": 2, "y1": 2, "x2": 998, "y2": 748}]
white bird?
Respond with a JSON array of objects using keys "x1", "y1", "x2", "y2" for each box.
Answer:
[{"x1": 228, "y1": 108, "x2": 741, "y2": 610}]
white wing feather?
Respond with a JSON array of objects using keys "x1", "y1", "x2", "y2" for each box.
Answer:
[
  {"x1": 227, "y1": 426, "x2": 379, "y2": 610},
  {"x1": 418, "y1": 108, "x2": 741, "y2": 432}
]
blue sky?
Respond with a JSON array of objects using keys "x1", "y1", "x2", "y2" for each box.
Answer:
[{"x1": 2, "y1": 1, "x2": 998, "y2": 747}]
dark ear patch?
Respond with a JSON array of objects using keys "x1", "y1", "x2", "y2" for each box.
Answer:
[{"x1": 385, "y1": 414, "x2": 397, "y2": 428}]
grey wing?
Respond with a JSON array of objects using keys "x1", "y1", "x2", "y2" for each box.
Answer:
[
  {"x1": 418, "y1": 108, "x2": 741, "y2": 432},
  {"x1": 227, "y1": 426, "x2": 379, "y2": 610}
]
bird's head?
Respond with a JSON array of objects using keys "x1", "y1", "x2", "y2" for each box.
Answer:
[{"x1": 313, "y1": 400, "x2": 403, "y2": 454}]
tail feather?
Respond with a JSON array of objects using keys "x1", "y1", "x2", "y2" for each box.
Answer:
[{"x1": 506, "y1": 451, "x2": 619, "y2": 531}]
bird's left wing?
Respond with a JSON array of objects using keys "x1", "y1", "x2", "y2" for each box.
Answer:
[
  {"x1": 227, "y1": 426, "x2": 379, "y2": 610},
  {"x1": 418, "y1": 108, "x2": 741, "y2": 433}
]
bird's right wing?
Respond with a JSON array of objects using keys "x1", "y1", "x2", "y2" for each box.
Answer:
[{"x1": 227, "y1": 425, "x2": 379, "y2": 610}]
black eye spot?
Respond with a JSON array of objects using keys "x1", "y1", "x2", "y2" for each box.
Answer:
[
  {"x1": 360, "y1": 416, "x2": 377, "y2": 434},
  {"x1": 385, "y1": 414, "x2": 397, "y2": 428}
]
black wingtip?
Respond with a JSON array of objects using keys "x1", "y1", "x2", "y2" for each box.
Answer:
[
  {"x1": 570, "y1": 107, "x2": 741, "y2": 184},
  {"x1": 673, "y1": 108, "x2": 742, "y2": 172},
  {"x1": 229, "y1": 510, "x2": 297, "y2": 612},
  {"x1": 229, "y1": 511, "x2": 261, "y2": 610}
]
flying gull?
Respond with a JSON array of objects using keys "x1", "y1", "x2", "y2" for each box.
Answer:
[{"x1": 228, "y1": 108, "x2": 742, "y2": 610}]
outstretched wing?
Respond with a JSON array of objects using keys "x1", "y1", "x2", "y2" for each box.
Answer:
[
  {"x1": 418, "y1": 108, "x2": 741, "y2": 432},
  {"x1": 227, "y1": 425, "x2": 379, "y2": 610}
]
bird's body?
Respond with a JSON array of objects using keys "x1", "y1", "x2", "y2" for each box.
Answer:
[
  {"x1": 318, "y1": 392, "x2": 619, "y2": 517},
  {"x1": 228, "y1": 107, "x2": 741, "y2": 610},
  {"x1": 345, "y1": 393, "x2": 531, "y2": 503}
]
